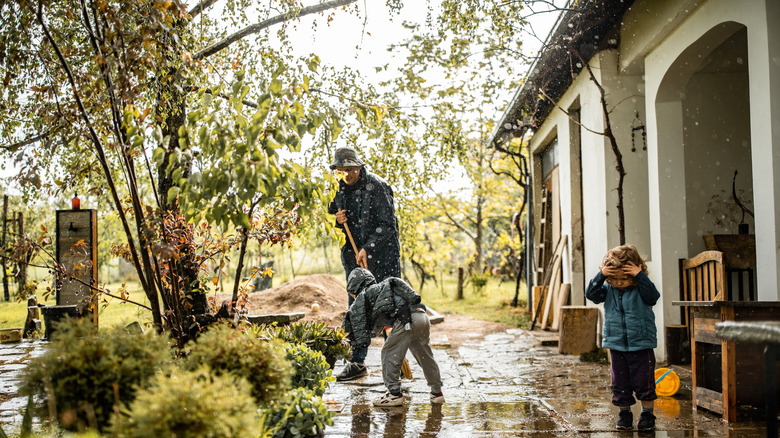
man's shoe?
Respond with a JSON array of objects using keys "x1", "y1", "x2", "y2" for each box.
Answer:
[
  {"x1": 616, "y1": 410, "x2": 633, "y2": 430},
  {"x1": 336, "y1": 362, "x2": 367, "y2": 381},
  {"x1": 637, "y1": 411, "x2": 655, "y2": 430},
  {"x1": 373, "y1": 392, "x2": 404, "y2": 407},
  {"x1": 430, "y1": 392, "x2": 445, "y2": 403}
]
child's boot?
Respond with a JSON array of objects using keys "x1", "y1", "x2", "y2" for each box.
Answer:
[
  {"x1": 637, "y1": 411, "x2": 656, "y2": 430},
  {"x1": 616, "y1": 409, "x2": 633, "y2": 430}
]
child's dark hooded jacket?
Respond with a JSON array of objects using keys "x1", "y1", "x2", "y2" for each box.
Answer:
[{"x1": 341, "y1": 268, "x2": 422, "y2": 349}]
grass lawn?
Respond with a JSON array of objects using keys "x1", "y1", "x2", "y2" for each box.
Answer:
[
  {"x1": 417, "y1": 275, "x2": 531, "y2": 328},
  {"x1": 0, "y1": 274, "x2": 532, "y2": 331},
  {"x1": 0, "y1": 282, "x2": 154, "y2": 332}
]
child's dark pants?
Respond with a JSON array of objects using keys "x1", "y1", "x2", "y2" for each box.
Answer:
[{"x1": 610, "y1": 349, "x2": 658, "y2": 406}]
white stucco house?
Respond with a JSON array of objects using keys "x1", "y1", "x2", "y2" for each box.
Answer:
[{"x1": 492, "y1": 0, "x2": 780, "y2": 362}]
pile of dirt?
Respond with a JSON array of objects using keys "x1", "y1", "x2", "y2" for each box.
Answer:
[
  {"x1": 240, "y1": 274, "x2": 349, "y2": 327},
  {"x1": 218, "y1": 274, "x2": 517, "y2": 352}
]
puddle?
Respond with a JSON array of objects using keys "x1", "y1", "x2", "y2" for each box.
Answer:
[{"x1": 329, "y1": 401, "x2": 567, "y2": 437}]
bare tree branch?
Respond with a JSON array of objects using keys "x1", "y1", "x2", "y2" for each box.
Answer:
[
  {"x1": 0, "y1": 128, "x2": 57, "y2": 151},
  {"x1": 193, "y1": 0, "x2": 357, "y2": 60},
  {"x1": 188, "y1": 0, "x2": 220, "y2": 19}
]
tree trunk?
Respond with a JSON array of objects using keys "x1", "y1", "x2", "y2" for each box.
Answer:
[
  {"x1": 2, "y1": 195, "x2": 7, "y2": 301},
  {"x1": 231, "y1": 229, "x2": 250, "y2": 311},
  {"x1": 475, "y1": 198, "x2": 483, "y2": 273}
]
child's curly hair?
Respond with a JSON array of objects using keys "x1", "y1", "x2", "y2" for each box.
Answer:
[{"x1": 602, "y1": 244, "x2": 648, "y2": 274}]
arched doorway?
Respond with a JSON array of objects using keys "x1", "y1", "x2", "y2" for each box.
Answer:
[{"x1": 657, "y1": 23, "x2": 753, "y2": 257}]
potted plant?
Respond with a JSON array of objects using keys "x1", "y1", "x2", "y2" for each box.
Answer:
[{"x1": 703, "y1": 170, "x2": 755, "y2": 269}]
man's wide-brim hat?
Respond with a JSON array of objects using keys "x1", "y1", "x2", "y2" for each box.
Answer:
[{"x1": 329, "y1": 147, "x2": 365, "y2": 170}]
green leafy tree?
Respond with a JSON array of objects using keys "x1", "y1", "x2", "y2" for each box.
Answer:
[
  {"x1": 370, "y1": 1, "x2": 534, "y2": 288},
  {"x1": 0, "y1": 0, "x2": 377, "y2": 344},
  {"x1": 425, "y1": 138, "x2": 522, "y2": 277}
]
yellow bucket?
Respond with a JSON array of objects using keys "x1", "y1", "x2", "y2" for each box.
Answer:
[{"x1": 654, "y1": 368, "x2": 680, "y2": 397}]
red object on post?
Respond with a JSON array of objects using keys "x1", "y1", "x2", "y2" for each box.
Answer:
[{"x1": 72, "y1": 192, "x2": 80, "y2": 210}]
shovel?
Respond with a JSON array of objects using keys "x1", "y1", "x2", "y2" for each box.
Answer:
[{"x1": 338, "y1": 209, "x2": 367, "y2": 269}]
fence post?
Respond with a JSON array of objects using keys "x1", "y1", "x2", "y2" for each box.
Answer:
[{"x1": 456, "y1": 267, "x2": 464, "y2": 300}]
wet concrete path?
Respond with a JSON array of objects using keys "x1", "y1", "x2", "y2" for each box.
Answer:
[
  {"x1": 0, "y1": 328, "x2": 772, "y2": 436},
  {"x1": 323, "y1": 328, "x2": 770, "y2": 437}
]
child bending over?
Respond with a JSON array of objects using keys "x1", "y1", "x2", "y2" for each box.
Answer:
[
  {"x1": 341, "y1": 268, "x2": 444, "y2": 407},
  {"x1": 586, "y1": 244, "x2": 660, "y2": 431}
]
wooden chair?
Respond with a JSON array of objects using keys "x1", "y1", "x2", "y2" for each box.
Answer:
[
  {"x1": 678, "y1": 251, "x2": 726, "y2": 331},
  {"x1": 675, "y1": 250, "x2": 771, "y2": 421}
]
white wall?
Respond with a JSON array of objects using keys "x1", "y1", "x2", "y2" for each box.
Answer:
[
  {"x1": 646, "y1": 0, "x2": 780, "y2": 312},
  {"x1": 682, "y1": 30, "x2": 753, "y2": 255},
  {"x1": 527, "y1": 0, "x2": 780, "y2": 362}
]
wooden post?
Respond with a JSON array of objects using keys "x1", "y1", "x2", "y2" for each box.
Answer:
[
  {"x1": 1, "y1": 195, "x2": 7, "y2": 301},
  {"x1": 456, "y1": 267, "x2": 464, "y2": 300},
  {"x1": 558, "y1": 306, "x2": 599, "y2": 354},
  {"x1": 17, "y1": 212, "x2": 25, "y2": 298}
]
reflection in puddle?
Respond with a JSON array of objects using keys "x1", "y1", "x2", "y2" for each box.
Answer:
[{"x1": 333, "y1": 401, "x2": 565, "y2": 437}]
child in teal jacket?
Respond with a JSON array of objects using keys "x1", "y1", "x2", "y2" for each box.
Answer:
[{"x1": 586, "y1": 244, "x2": 660, "y2": 431}]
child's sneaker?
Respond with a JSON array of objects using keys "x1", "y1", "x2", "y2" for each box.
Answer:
[
  {"x1": 430, "y1": 392, "x2": 445, "y2": 403},
  {"x1": 373, "y1": 392, "x2": 404, "y2": 407},
  {"x1": 616, "y1": 410, "x2": 633, "y2": 430},
  {"x1": 637, "y1": 411, "x2": 655, "y2": 430},
  {"x1": 336, "y1": 362, "x2": 367, "y2": 381}
]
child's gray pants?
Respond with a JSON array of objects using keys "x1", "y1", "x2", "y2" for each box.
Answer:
[{"x1": 382, "y1": 309, "x2": 443, "y2": 395}]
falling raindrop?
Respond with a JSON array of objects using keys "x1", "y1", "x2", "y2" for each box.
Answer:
[{"x1": 376, "y1": 227, "x2": 383, "y2": 233}]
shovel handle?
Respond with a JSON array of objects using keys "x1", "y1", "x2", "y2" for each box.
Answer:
[{"x1": 342, "y1": 221, "x2": 367, "y2": 269}]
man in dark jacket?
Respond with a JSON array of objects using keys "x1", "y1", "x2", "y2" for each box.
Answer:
[
  {"x1": 328, "y1": 146, "x2": 402, "y2": 380},
  {"x1": 342, "y1": 268, "x2": 444, "y2": 407}
]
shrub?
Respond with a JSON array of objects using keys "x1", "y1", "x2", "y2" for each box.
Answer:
[
  {"x1": 113, "y1": 367, "x2": 264, "y2": 438},
  {"x1": 260, "y1": 322, "x2": 351, "y2": 368},
  {"x1": 183, "y1": 323, "x2": 292, "y2": 405},
  {"x1": 284, "y1": 343, "x2": 334, "y2": 396},
  {"x1": 470, "y1": 273, "x2": 489, "y2": 294},
  {"x1": 265, "y1": 388, "x2": 334, "y2": 438},
  {"x1": 20, "y1": 318, "x2": 172, "y2": 432}
]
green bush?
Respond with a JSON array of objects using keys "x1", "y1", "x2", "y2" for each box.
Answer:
[
  {"x1": 265, "y1": 388, "x2": 334, "y2": 438},
  {"x1": 113, "y1": 367, "x2": 265, "y2": 438},
  {"x1": 470, "y1": 273, "x2": 489, "y2": 294},
  {"x1": 260, "y1": 322, "x2": 351, "y2": 368},
  {"x1": 20, "y1": 318, "x2": 172, "y2": 432},
  {"x1": 183, "y1": 323, "x2": 292, "y2": 405},
  {"x1": 284, "y1": 343, "x2": 334, "y2": 396}
]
